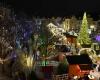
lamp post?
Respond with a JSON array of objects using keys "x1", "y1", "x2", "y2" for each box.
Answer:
[
  {"x1": 34, "y1": 34, "x2": 38, "y2": 50},
  {"x1": 1, "y1": 27, "x2": 5, "y2": 73},
  {"x1": 90, "y1": 25, "x2": 95, "y2": 40},
  {"x1": 90, "y1": 25, "x2": 95, "y2": 34},
  {"x1": 90, "y1": 25, "x2": 95, "y2": 30}
]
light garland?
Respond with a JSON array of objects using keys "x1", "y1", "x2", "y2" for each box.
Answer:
[{"x1": 47, "y1": 23, "x2": 67, "y2": 44}]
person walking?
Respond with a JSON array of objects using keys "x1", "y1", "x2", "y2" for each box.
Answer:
[{"x1": 36, "y1": 50, "x2": 40, "y2": 60}]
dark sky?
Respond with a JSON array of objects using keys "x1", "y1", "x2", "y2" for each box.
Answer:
[{"x1": 1, "y1": 0, "x2": 100, "y2": 18}]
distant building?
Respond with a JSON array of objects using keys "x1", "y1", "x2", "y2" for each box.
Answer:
[
  {"x1": 0, "y1": 7, "x2": 11, "y2": 20},
  {"x1": 70, "y1": 16, "x2": 78, "y2": 31},
  {"x1": 62, "y1": 19, "x2": 71, "y2": 32},
  {"x1": 61, "y1": 14, "x2": 98, "y2": 34},
  {"x1": 96, "y1": 20, "x2": 100, "y2": 33},
  {"x1": 87, "y1": 15, "x2": 94, "y2": 27}
]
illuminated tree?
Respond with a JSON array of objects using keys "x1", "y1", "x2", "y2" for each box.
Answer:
[
  {"x1": 77, "y1": 12, "x2": 91, "y2": 45},
  {"x1": 38, "y1": 20, "x2": 55, "y2": 56}
]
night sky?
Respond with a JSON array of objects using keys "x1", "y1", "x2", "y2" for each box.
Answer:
[{"x1": 0, "y1": 0, "x2": 100, "y2": 18}]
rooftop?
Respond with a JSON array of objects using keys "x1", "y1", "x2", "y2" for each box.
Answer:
[{"x1": 66, "y1": 54, "x2": 93, "y2": 64}]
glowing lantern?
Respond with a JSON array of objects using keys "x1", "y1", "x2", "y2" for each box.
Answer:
[{"x1": 26, "y1": 56, "x2": 33, "y2": 68}]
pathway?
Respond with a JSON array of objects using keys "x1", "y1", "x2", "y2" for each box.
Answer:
[
  {"x1": 0, "y1": 72, "x2": 12, "y2": 80},
  {"x1": 0, "y1": 64, "x2": 12, "y2": 80}
]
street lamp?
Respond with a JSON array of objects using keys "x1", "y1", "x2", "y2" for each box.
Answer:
[
  {"x1": 34, "y1": 34, "x2": 38, "y2": 49},
  {"x1": 88, "y1": 25, "x2": 95, "y2": 35},
  {"x1": 90, "y1": 25, "x2": 95, "y2": 40},
  {"x1": 90, "y1": 25, "x2": 94, "y2": 29},
  {"x1": 90, "y1": 25, "x2": 95, "y2": 31}
]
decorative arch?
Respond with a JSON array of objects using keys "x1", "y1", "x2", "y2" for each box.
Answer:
[
  {"x1": 78, "y1": 48, "x2": 96, "y2": 55},
  {"x1": 78, "y1": 48, "x2": 97, "y2": 61}
]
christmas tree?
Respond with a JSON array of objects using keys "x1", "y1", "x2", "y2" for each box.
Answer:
[{"x1": 77, "y1": 12, "x2": 91, "y2": 45}]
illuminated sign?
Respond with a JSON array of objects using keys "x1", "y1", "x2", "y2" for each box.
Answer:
[{"x1": 95, "y1": 35, "x2": 100, "y2": 42}]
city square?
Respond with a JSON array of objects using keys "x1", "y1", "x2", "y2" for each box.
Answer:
[{"x1": 0, "y1": 0, "x2": 100, "y2": 80}]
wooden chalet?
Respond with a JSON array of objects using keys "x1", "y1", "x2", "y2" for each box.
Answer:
[
  {"x1": 63, "y1": 32, "x2": 77, "y2": 45},
  {"x1": 66, "y1": 54, "x2": 93, "y2": 77}
]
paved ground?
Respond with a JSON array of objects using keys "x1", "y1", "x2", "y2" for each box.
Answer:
[
  {"x1": 0, "y1": 64, "x2": 12, "y2": 80},
  {"x1": 0, "y1": 73, "x2": 12, "y2": 80}
]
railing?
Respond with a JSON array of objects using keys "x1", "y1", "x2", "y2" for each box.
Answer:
[
  {"x1": 35, "y1": 61, "x2": 59, "y2": 66},
  {"x1": 52, "y1": 74, "x2": 69, "y2": 80}
]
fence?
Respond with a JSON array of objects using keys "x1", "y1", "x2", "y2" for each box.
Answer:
[
  {"x1": 52, "y1": 74, "x2": 69, "y2": 80},
  {"x1": 35, "y1": 61, "x2": 59, "y2": 66}
]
